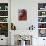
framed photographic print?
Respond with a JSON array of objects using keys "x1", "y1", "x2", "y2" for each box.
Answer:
[{"x1": 18, "y1": 9, "x2": 27, "y2": 21}]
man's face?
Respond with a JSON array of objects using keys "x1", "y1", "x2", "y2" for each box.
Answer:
[{"x1": 19, "y1": 9, "x2": 24, "y2": 16}]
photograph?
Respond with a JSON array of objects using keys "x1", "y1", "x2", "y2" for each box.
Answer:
[{"x1": 18, "y1": 9, "x2": 27, "y2": 21}]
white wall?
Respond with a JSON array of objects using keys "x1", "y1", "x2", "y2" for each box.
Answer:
[
  {"x1": 11, "y1": 0, "x2": 46, "y2": 46},
  {"x1": 11, "y1": 0, "x2": 38, "y2": 45},
  {"x1": 11, "y1": 0, "x2": 38, "y2": 30}
]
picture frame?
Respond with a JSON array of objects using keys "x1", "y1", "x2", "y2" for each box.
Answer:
[{"x1": 18, "y1": 9, "x2": 27, "y2": 21}]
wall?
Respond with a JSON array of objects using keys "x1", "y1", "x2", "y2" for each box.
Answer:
[
  {"x1": 11, "y1": 0, "x2": 46, "y2": 46},
  {"x1": 11, "y1": 0, "x2": 38, "y2": 30},
  {"x1": 11, "y1": 0, "x2": 38, "y2": 45}
]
